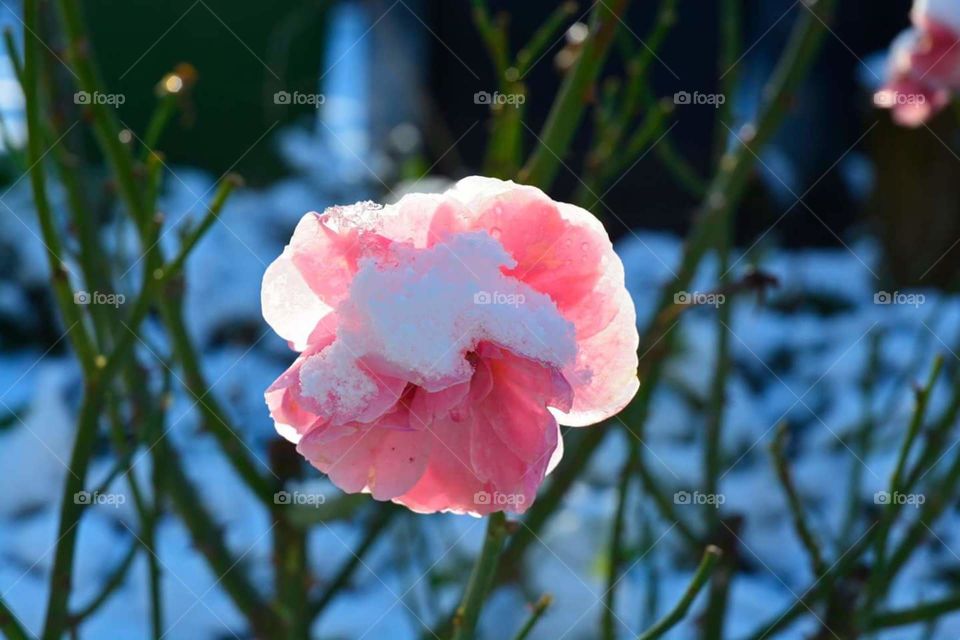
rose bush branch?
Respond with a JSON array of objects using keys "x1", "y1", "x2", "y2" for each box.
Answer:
[
  {"x1": 520, "y1": 0, "x2": 632, "y2": 190},
  {"x1": 866, "y1": 354, "x2": 943, "y2": 606},
  {"x1": 308, "y1": 505, "x2": 397, "y2": 621},
  {"x1": 55, "y1": 0, "x2": 276, "y2": 507},
  {"x1": 636, "y1": 546, "x2": 722, "y2": 640},
  {"x1": 578, "y1": 0, "x2": 679, "y2": 205},
  {"x1": 22, "y1": 6, "x2": 279, "y2": 636},
  {"x1": 0, "y1": 596, "x2": 29, "y2": 640},
  {"x1": 641, "y1": 0, "x2": 836, "y2": 361},
  {"x1": 452, "y1": 512, "x2": 511, "y2": 640},
  {"x1": 603, "y1": 441, "x2": 638, "y2": 640},
  {"x1": 512, "y1": 594, "x2": 553, "y2": 640},
  {"x1": 770, "y1": 424, "x2": 827, "y2": 577},
  {"x1": 152, "y1": 434, "x2": 284, "y2": 636},
  {"x1": 519, "y1": 1, "x2": 838, "y2": 571}
]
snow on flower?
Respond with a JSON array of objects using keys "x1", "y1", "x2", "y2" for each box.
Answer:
[
  {"x1": 875, "y1": 0, "x2": 960, "y2": 126},
  {"x1": 262, "y1": 177, "x2": 639, "y2": 515}
]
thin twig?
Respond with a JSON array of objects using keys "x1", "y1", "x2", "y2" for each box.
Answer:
[
  {"x1": 451, "y1": 512, "x2": 511, "y2": 640},
  {"x1": 637, "y1": 546, "x2": 722, "y2": 640}
]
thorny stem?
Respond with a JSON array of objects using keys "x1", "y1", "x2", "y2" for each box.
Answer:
[
  {"x1": 770, "y1": 424, "x2": 827, "y2": 577},
  {"x1": 56, "y1": 0, "x2": 276, "y2": 508},
  {"x1": 0, "y1": 596, "x2": 29, "y2": 640},
  {"x1": 309, "y1": 505, "x2": 397, "y2": 621},
  {"x1": 22, "y1": 0, "x2": 96, "y2": 374},
  {"x1": 636, "y1": 546, "x2": 722, "y2": 640},
  {"x1": 869, "y1": 594, "x2": 960, "y2": 630},
  {"x1": 42, "y1": 2, "x2": 280, "y2": 635},
  {"x1": 865, "y1": 355, "x2": 944, "y2": 607},
  {"x1": 602, "y1": 441, "x2": 638, "y2": 640},
  {"x1": 69, "y1": 540, "x2": 139, "y2": 624},
  {"x1": 702, "y1": 236, "x2": 733, "y2": 640},
  {"x1": 512, "y1": 594, "x2": 553, "y2": 640},
  {"x1": 640, "y1": 0, "x2": 836, "y2": 365},
  {"x1": 10, "y1": 0, "x2": 865, "y2": 638},
  {"x1": 152, "y1": 434, "x2": 284, "y2": 635},
  {"x1": 520, "y1": 0, "x2": 633, "y2": 190},
  {"x1": 452, "y1": 512, "x2": 511, "y2": 640}
]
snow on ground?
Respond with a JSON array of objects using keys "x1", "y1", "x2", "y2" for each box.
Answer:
[{"x1": 3, "y1": 184, "x2": 959, "y2": 638}]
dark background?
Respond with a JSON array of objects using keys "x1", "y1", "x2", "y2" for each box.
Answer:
[{"x1": 76, "y1": 0, "x2": 960, "y2": 284}]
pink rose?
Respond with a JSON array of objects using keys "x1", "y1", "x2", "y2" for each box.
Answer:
[
  {"x1": 262, "y1": 177, "x2": 639, "y2": 515},
  {"x1": 876, "y1": 0, "x2": 960, "y2": 126}
]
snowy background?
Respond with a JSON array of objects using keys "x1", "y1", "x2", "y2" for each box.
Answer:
[
  {"x1": 1, "y1": 1, "x2": 958, "y2": 639},
  {"x1": 3, "y1": 170, "x2": 957, "y2": 638}
]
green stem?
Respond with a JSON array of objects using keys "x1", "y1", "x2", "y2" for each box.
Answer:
[
  {"x1": 309, "y1": 506, "x2": 396, "y2": 620},
  {"x1": 713, "y1": 0, "x2": 742, "y2": 163},
  {"x1": 55, "y1": 3, "x2": 274, "y2": 510},
  {"x1": 515, "y1": 2, "x2": 578, "y2": 76},
  {"x1": 451, "y1": 512, "x2": 510, "y2": 640},
  {"x1": 867, "y1": 355, "x2": 944, "y2": 605},
  {"x1": 270, "y1": 443, "x2": 308, "y2": 639},
  {"x1": 741, "y1": 520, "x2": 879, "y2": 640},
  {"x1": 56, "y1": 0, "x2": 148, "y2": 227},
  {"x1": 513, "y1": 594, "x2": 553, "y2": 640},
  {"x1": 22, "y1": 0, "x2": 97, "y2": 374},
  {"x1": 602, "y1": 443, "x2": 637, "y2": 640},
  {"x1": 703, "y1": 218, "x2": 733, "y2": 640},
  {"x1": 635, "y1": 451, "x2": 701, "y2": 548},
  {"x1": 157, "y1": 293, "x2": 276, "y2": 505},
  {"x1": 577, "y1": 4, "x2": 677, "y2": 198},
  {"x1": 140, "y1": 92, "x2": 177, "y2": 162},
  {"x1": 152, "y1": 435, "x2": 284, "y2": 636},
  {"x1": 520, "y1": 0, "x2": 632, "y2": 190},
  {"x1": 640, "y1": 0, "x2": 836, "y2": 366},
  {"x1": 636, "y1": 546, "x2": 722, "y2": 640},
  {"x1": 869, "y1": 594, "x2": 960, "y2": 630},
  {"x1": 770, "y1": 424, "x2": 826, "y2": 577},
  {"x1": 577, "y1": 94, "x2": 672, "y2": 209},
  {"x1": 69, "y1": 540, "x2": 138, "y2": 623},
  {"x1": 160, "y1": 175, "x2": 242, "y2": 280},
  {"x1": 470, "y1": 0, "x2": 509, "y2": 78},
  {"x1": 653, "y1": 138, "x2": 707, "y2": 198},
  {"x1": 103, "y1": 397, "x2": 162, "y2": 639},
  {"x1": 704, "y1": 237, "x2": 732, "y2": 521},
  {"x1": 0, "y1": 596, "x2": 30, "y2": 640},
  {"x1": 41, "y1": 388, "x2": 106, "y2": 640},
  {"x1": 873, "y1": 439, "x2": 960, "y2": 603},
  {"x1": 38, "y1": 218, "x2": 161, "y2": 640}
]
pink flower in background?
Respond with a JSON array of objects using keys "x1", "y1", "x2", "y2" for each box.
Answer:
[
  {"x1": 876, "y1": 0, "x2": 960, "y2": 126},
  {"x1": 262, "y1": 177, "x2": 639, "y2": 515}
]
